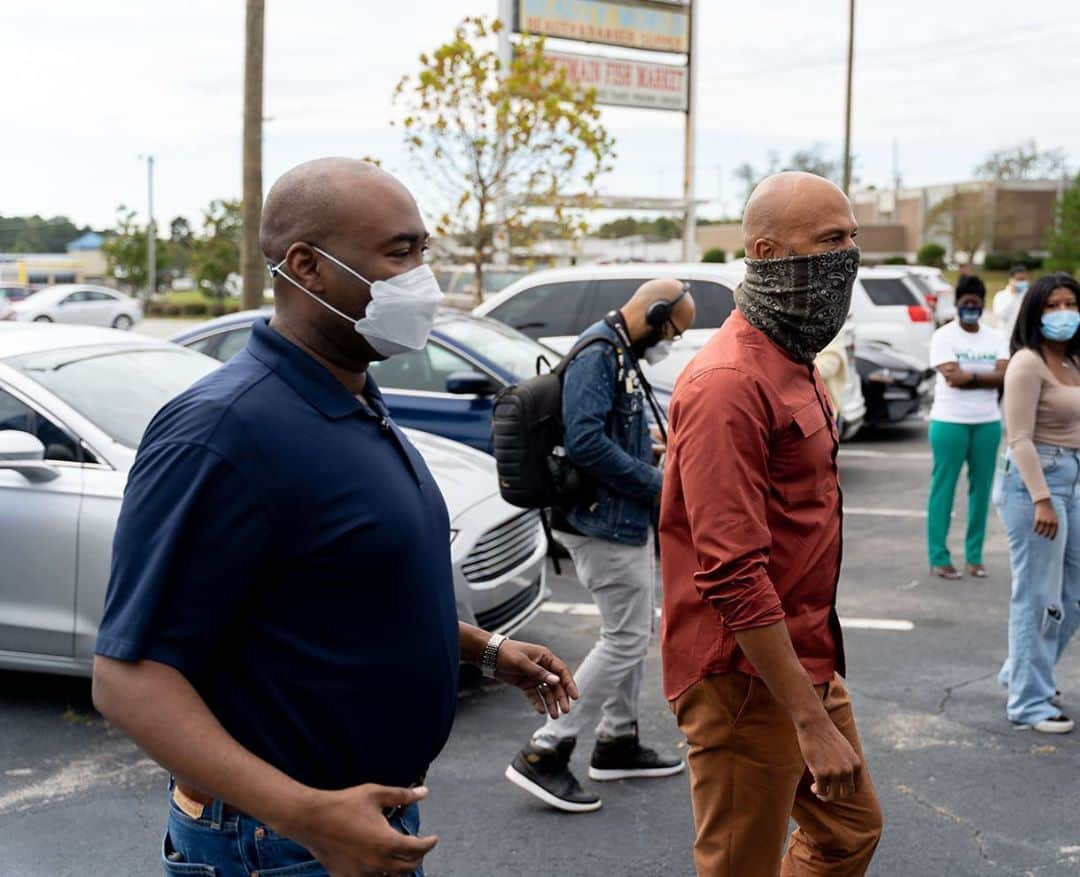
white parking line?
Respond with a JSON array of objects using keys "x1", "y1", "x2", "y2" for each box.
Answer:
[
  {"x1": 540, "y1": 602, "x2": 914, "y2": 631},
  {"x1": 840, "y1": 449, "x2": 932, "y2": 462},
  {"x1": 844, "y1": 507, "x2": 929, "y2": 519}
]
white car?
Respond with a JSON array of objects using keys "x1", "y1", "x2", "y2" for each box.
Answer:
[
  {"x1": 0, "y1": 323, "x2": 547, "y2": 676},
  {"x1": 855, "y1": 266, "x2": 935, "y2": 367},
  {"x1": 907, "y1": 265, "x2": 956, "y2": 324},
  {"x1": 12, "y1": 284, "x2": 143, "y2": 330},
  {"x1": 475, "y1": 262, "x2": 868, "y2": 439}
]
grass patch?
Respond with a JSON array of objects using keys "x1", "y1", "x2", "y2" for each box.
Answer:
[{"x1": 944, "y1": 270, "x2": 1011, "y2": 308}]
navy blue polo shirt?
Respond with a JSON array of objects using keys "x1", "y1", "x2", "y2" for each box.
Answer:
[{"x1": 96, "y1": 319, "x2": 460, "y2": 791}]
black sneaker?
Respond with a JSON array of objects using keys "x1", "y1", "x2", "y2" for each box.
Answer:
[
  {"x1": 505, "y1": 739, "x2": 602, "y2": 813},
  {"x1": 588, "y1": 731, "x2": 686, "y2": 781}
]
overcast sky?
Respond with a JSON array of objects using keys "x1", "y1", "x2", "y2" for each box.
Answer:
[{"x1": 6, "y1": 0, "x2": 1080, "y2": 231}]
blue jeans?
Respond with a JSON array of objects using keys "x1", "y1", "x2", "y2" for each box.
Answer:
[
  {"x1": 994, "y1": 444, "x2": 1080, "y2": 725},
  {"x1": 162, "y1": 783, "x2": 423, "y2": 877}
]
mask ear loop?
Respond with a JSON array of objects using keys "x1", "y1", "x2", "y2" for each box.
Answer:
[{"x1": 268, "y1": 257, "x2": 360, "y2": 325}]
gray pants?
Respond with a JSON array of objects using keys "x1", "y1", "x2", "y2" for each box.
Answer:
[{"x1": 533, "y1": 530, "x2": 656, "y2": 748}]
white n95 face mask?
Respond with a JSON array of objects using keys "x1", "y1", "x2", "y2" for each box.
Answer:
[
  {"x1": 644, "y1": 339, "x2": 673, "y2": 366},
  {"x1": 270, "y1": 245, "x2": 443, "y2": 358}
]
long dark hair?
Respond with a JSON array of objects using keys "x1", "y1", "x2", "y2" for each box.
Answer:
[{"x1": 1010, "y1": 272, "x2": 1080, "y2": 359}]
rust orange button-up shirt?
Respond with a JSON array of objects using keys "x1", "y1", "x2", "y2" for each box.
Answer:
[{"x1": 659, "y1": 311, "x2": 845, "y2": 701}]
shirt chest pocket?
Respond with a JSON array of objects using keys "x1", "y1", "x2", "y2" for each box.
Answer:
[{"x1": 773, "y1": 399, "x2": 837, "y2": 505}]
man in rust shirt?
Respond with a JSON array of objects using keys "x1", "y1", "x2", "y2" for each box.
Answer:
[{"x1": 660, "y1": 172, "x2": 883, "y2": 876}]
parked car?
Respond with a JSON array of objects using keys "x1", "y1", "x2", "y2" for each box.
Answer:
[
  {"x1": 907, "y1": 265, "x2": 956, "y2": 324},
  {"x1": 11, "y1": 284, "x2": 142, "y2": 329},
  {"x1": 853, "y1": 266, "x2": 935, "y2": 368},
  {"x1": 170, "y1": 308, "x2": 614, "y2": 452},
  {"x1": 0, "y1": 283, "x2": 38, "y2": 304},
  {"x1": 855, "y1": 342, "x2": 935, "y2": 428},
  {"x1": 0, "y1": 323, "x2": 548, "y2": 676},
  {"x1": 473, "y1": 262, "x2": 865, "y2": 437},
  {"x1": 434, "y1": 264, "x2": 530, "y2": 302}
]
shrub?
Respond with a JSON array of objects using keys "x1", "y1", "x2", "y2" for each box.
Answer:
[
  {"x1": 984, "y1": 251, "x2": 1043, "y2": 272},
  {"x1": 734, "y1": 248, "x2": 746, "y2": 259},
  {"x1": 701, "y1": 247, "x2": 726, "y2": 263},
  {"x1": 180, "y1": 302, "x2": 209, "y2": 317},
  {"x1": 916, "y1": 243, "x2": 946, "y2": 267},
  {"x1": 883, "y1": 256, "x2": 909, "y2": 265},
  {"x1": 164, "y1": 304, "x2": 182, "y2": 317}
]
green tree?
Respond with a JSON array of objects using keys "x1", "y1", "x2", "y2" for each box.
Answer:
[
  {"x1": 101, "y1": 206, "x2": 167, "y2": 294},
  {"x1": 701, "y1": 247, "x2": 726, "y2": 263},
  {"x1": 975, "y1": 140, "x2": 1070, "y2": 181},
  {"x1": 1046, "y1": 173, "x2": 1080, "y2": 274},
  {"x1": 164, "y1": 215, "x2": 195, "y2": 281},
  {"x1": 394, "y1": 16, "x2": 615, "y2": 304},
  {"x1": 916, "y1": 243, "x2": 946, "y2": 267},
  {"x1": 192, "y1": 200, "x2": 242, "y2": 299},
  {"x1": 0, "y1": 215, "x2": 90, "y2": 252}
]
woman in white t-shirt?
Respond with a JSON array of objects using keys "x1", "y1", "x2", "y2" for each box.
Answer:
[{"x1": 927, "y1": 275, "x2": 1011, "y2": 579}]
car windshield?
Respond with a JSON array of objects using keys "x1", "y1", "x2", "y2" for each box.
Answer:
[
  {"x1": 7, "y1": 345, "x2": 218, "y2": 448},
  {"x1": 437, "y1": 316, "x2": 557, "y2": 379}
]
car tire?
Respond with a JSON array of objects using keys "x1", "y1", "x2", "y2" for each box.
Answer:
[
  {"x1": 33, "y1": 315, "x2": 53, "y2": 322},
  {"x1": 112, "y1": 314, "x2": 134, "y2": 330}
]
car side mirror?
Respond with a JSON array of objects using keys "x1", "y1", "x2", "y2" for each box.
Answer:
[
  {"x1": 0, "y1": 430, "x2": 59, "y2": 482},
  {"x1": 445, "y1": 371, "x2": 498, "y2": 397}
]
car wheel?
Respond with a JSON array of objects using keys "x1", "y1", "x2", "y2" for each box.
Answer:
[
  {"x1": 33, "y1": 315, "x2": 53, "y2": 322},
  {"x1": 112, "y1": 314, "x2": 134, "y2": 330}
]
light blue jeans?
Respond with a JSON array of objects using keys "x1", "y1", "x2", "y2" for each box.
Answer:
[{"x1": 994, "y1": 444, "x2": 1080, "y2": 725}]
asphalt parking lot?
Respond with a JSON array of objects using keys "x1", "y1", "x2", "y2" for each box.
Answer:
[{"x1": 2, "y1": 421, "x2": 1079, "y2": 876}]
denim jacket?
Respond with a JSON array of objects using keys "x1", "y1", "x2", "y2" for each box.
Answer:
[{"x1": 561, "y1": 320, "x2": 663, "y2": 546}]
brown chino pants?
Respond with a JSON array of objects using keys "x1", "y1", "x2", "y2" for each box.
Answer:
[{"x1": 672, "y1": 672, "x2": 882, "y2": 877}]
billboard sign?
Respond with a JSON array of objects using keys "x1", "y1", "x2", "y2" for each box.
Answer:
[
  {"x1": 545, "y1": 49, "x2": 688, "y2": 111},
  {"x1": 515, "y1": 0, "x2": 690, "y2": 54}
]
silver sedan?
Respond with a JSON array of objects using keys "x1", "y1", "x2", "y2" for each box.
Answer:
[{"x1": 0, "y1": 323, "x2": 547, "y2": 676}]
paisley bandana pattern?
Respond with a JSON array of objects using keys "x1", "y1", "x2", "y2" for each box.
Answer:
[{"x1": 735, "y1": 247, "x2": 861, "y2": 363}]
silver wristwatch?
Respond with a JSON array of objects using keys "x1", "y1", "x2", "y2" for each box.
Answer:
[{"x1": 481, "y1": 633, "x2": 507, "y2": 679}]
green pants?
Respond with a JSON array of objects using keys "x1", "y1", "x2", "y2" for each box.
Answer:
[{"x1": 927, "y1": 419, "x2": 1002, "y2": 568}]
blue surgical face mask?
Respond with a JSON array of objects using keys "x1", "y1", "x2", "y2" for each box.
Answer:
[
  {"x1": 1041, "y1": 310, "x2": 1080, "y2": 342},
  {"x1": 958, "y1": 305, "x2": 982, "y2": 326},
  {"x1": 1014, "y1": 280, "x2": 1029, "y2": 294}
]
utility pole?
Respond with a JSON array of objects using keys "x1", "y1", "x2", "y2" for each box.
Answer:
[
  {"x1": 842, "y1": 0, "x2": 855, "y2": 194},
  {"x1": 681, "y1": 0, "x2": 697, "y2": 262},
  {"x1": 241, "y1": 0, "x2": 265, "y2": 310},
  {"x1": 139, "y1": 154, "x2": 156, "y2": 300}
]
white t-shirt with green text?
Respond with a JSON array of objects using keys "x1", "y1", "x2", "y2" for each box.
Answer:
[{"x1": 929, "y1": 321, "x2": 1009, "y2": 424}]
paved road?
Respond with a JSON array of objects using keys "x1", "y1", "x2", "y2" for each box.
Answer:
[{"x1": 2, "y1": 422, "x2": 1079, "y2": 876}]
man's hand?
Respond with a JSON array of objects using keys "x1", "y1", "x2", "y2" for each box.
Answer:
[
  {"x1": 795, "y1": 716, "x2": 862, "y2": 802},
  {"x1": 494, "y1": 639, "x2": 579, "y2": 719},
  {"x1": 286, "y1": 784, "x2": 437, "y2": 877},
  {"x1": 1035, "y1": 498, "x2": 1059, "y2": 540}
]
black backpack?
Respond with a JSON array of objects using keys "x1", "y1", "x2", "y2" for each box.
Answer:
[{"x1": 491, "y1": 335, "x2": 620, "y2": 510}]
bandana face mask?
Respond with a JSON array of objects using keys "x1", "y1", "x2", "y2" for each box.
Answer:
[{"x1": 735, "y1": 247, "x2": 861, "y2": 363}]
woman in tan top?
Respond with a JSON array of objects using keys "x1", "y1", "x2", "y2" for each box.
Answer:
[{"x1": 996, "y1": 273, "x2": 1080, "y2": 734}]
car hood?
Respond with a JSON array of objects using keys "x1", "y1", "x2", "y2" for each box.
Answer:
[{"x1": 400, "y1": 427, "x2": 498, "y2": 520}]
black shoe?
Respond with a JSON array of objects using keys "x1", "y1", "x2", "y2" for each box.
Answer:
[
  {"x1": 505, "y1": 739, "x2": 602, "y2": 813},
  {"x1": 588, "y1": 731, "x2": 686, "y2": 781}
]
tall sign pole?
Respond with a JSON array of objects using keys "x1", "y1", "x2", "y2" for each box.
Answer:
[
  {"x1": 242, "y1": 0, "x2": 266, "y2": 310},
  {"x1": 681, "y1": 0, "x2": 696, "y2": 261},
  {"x1": 842, "y1": 0, "x2": 855, "y2": 194}
]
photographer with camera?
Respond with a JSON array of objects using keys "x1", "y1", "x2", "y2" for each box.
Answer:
[{"x1": 504, "y1": 278, "x2": 695, "y2": 813}]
